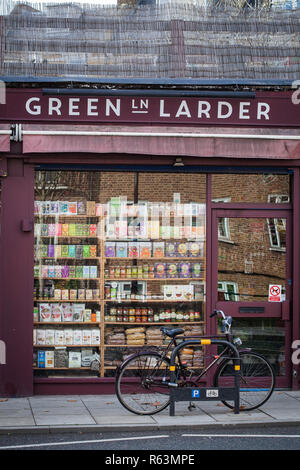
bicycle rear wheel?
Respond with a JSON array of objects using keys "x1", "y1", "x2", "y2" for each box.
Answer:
[
  {"x1": 214, "y1": 351, "x2": 275, "y2": 411},
  {"x1": 115, "y1": 352, "x2": 171, "y2": 415}
]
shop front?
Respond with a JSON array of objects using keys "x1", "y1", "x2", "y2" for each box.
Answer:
[{"x1": 0, "y1": 86, "x2": 299, "y2": 397}]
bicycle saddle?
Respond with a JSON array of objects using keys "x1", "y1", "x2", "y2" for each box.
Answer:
[{"x1": 160, "y1": 327, "x2": 184, "y2": 338}]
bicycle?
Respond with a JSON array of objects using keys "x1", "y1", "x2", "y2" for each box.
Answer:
[{"x1": 115, "y1": 309, "x2": 276, "y2": 415}]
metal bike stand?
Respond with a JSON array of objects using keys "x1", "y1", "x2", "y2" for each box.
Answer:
[{"x1": 168, "y1": 339, "x2": 241, "y2": 416}]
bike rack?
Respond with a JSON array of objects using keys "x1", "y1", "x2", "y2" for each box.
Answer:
[{"x1": 168, "y1": 339, "x2": 241, "y2": 416}]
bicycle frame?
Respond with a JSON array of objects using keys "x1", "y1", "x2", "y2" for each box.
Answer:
[{"x1": 147, "y1": 331, "x2": 241, "y2": 387}]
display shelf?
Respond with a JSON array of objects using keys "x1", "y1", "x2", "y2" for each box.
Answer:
[
  {"x1": 34, "y1": 299, "x2": 102, "y2": 303},
  {"x1": 104, "y1": 278, "x2": 203, "y2": 282},
  {"x1": 34, "y1": 277, "x2": 101, "y2": 281},
  {"x1": 34, "y1": 344, "x2": 101, "y2": 348},
  {"x1": 104, "y1": 257, "x2": 204, "y2": 260},
  {"x1": 104, "y1": 299, "x2": 201, "y2": 303},
  {"x1": 34, "y1": 322, "x2": 101, "y2": 325},
  {"x1": 104, "y1": 321, "x2": 204, "y2": 325}
]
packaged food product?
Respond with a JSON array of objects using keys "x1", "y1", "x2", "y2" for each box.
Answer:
[
  {"x1": 167, "y1": 263, "x2": 178, "y2": 279},
  {"x1": 139, "y1": 242, "x2": 151, "y2": 258},
  {"x1": 38, "y1": 350, "x2": 46, "y2": 368},
  {"x1": 179, "y1": 262, "x2": 191, "y2": 278},
  {"x1": 55, "y1": 329, "x2": 65, "y2": 345},
  {"x1": 39, "y1": 303, "x2": 52, "y2": 322},
  {"x1": 153, "y1": 242, "x2": 164, "y2": 258},
  {"x1": 177, "y1": 242, "x2": 188, "y2": 258},
  {"x1": 72, "y1": 304, "x2": 85, "y2": 322},
  {"x1": 73, "y1": 330, "x2": 82, "y2": 345},
  {"x1": 165, "y1": 242, "x2": 177, "y2": 257},
  {"x1": 36, "y1": 329, "x2": 46, "y2": 345},
  {"x1": 64, "y1": 329, "x2": 73, "y2": 345},
  {"x1": 51, "y1": 304, "x2": 63, "y2": 322},
  {"x1": 91, "y1": 329, "x2": 101, "y2": 344},
  {"x1": 154, "y1": 263, "x2": 166, "y2": 278},
  {"x1": 105, "y1": 242, "x2": 116, "y2": 257},
  {"x1": 69, "y1": 351, "x2": 82, "y2": 368},
  {"x1": 128, "y1": 242, "x2": 139, "y2": 258},
  {"x1": 45, "y1": 350, "x2": 54, "y2": 368},
  {"x1": 45, "y1": 329, "x2": 55, "y2": 345}
]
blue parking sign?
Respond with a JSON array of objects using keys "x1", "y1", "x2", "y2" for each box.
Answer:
[{"x1": 192, "y1": 389, "x2": 200, "y2": 398}]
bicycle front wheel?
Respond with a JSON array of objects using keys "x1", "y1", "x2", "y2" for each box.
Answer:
[
  {"x1": 115, "y1": 352, "x2": 171, "y2": 415},
  {"x1": 214, "y1": 351, "x2": 275, "y2": 411}
]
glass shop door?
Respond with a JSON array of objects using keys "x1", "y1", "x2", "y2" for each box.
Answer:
[{"x1": 212, "y1": 209, "x2": 292, "y2": 388}]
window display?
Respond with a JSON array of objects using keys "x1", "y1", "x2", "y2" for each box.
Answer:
[{"x1": 33, "y1": 171, "x2": 206, "y2": 378}]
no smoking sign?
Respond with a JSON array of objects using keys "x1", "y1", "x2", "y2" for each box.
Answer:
[{"x1": 268, "y1": 284, "x2": 282, "y2": 302}]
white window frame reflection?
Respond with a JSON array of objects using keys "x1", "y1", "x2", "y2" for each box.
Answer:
[
  {"x1": 213, "y1": 197, "x2": 231, "y2": 242},
  {"x1": 267, "y1": 194, "x2": 289, "y2": 251},
  {"x1": 218, "y1": 281, "x2": 239, "y2": 301}
]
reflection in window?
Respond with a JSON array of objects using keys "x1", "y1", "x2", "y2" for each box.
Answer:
[
  {"x1": 267, "y1": 217, "x2": 286, "y2": 250},
  {"x1": 212, "y1": 174, "x2": 291, "y2": 204},
  {"x1": 218, "y1": 281, "x2": 239, "y2": 301}
]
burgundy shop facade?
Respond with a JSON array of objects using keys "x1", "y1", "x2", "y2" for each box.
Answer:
[{"x1": 0, "y1": 86, "x2": 300, "y2": 397}]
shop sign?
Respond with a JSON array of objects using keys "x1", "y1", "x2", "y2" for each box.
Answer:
[
  {"x1": 268, "y1": 284, "x2": 282, "y2": 302},
  {"x1": 0, "y1": 89, "x2": 299, "y2": 127}
]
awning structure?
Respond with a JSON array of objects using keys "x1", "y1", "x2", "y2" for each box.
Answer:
[
  {"x1": 22, "y1": 125, "x2": 300, "y2": 159},
  {"x1": 0, "y1": 125, "x2": 11, "y2": 152}
]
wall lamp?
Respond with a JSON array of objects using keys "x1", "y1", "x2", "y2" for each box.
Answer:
[{"x1": 173, "y1": 157, "x2": 185, "y2": 167}]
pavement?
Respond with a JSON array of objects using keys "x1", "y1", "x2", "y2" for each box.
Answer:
[{"x1": 0, "y1": 390, "x2": 300, "y2": 434}]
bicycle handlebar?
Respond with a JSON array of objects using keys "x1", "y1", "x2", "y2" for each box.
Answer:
[
  {"x1": 210, "y1": 309, "x2": 226, "y2": 319},
  {"x1": 210, "y1": 310, "x2": 232, "y2": 334}
]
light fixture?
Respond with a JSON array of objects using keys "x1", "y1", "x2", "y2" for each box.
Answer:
[{"x1": 173, "y1": 157, "x2": 185, "y2": 167}]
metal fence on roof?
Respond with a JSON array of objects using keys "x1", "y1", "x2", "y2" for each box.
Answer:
[{"x1": 0, "y1": 0, "x2": 299, "y2": 80}]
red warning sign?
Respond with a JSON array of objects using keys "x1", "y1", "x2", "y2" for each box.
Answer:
[{"x1": 268, "y1": 284, "x2": 282, "y2": 302}]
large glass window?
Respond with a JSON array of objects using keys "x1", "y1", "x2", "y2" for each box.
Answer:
[
  {"x1": 34, "y1": 170, "x2": 206, "y2": 378},
  {"x1": 212, "y1": 174, "x2": 291, "y2": 204},
  {"x1": 217, "y1": 217, "x2": 286, "y2": 302}
]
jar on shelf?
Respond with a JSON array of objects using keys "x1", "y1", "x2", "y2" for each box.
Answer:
[
  {"x1": 129, "y1": 308, "x2": 136, "y2": 322},
  {"x1": 154, "y1": 312, "x2": 160, "y2": 322},
  {"x1": 138, "y1": 266, "x2": 143, "y2": 279},
  {"x1": 171, "y1": 308, "x2": 177, "y2": 322},
  {"x1": 126, "y1": 266, "x2": 132, "y2": 278},
  {"x1": 141, "y1": 308, "x2": 148, "y2": 323},
  {"x1": 114, "y1": 266, "x2": 121, "y2": 279},
  {"x1": 176, "y1": 310, "x2": 184, "y2": 322},
  {"x1": 123, "y1": 307, "x2": 129, "y2": 322},
  {"x1": 159, "y1": 309, "x2": 165, "y2": 322},
  {"x1": 104, "y1": 269, "x2": 109, "y2": 279},
  {"x1": 184, "y1": 312, "x2": 190, "y2": 322},
  {"x1": 105, "y1": 285, "x2": 111, "y2": 299},
  {"x1": 136, "y1": 308, "x2": 142, "y2": 323},
  {"x1": 132, "y1": 266, "x2": 138, "y2": 279},
  {"x1": 109, "y1": 266, "x2": 115, "y2": 278},
  {"x1": 189, "y1": 310, "x2": 195, "y2": 322},
  {"x1": 165, "y1": 309, "x2": 171, "y2": 322},
  {"x1": 120, "y1": 266, "x2": 126, "y2": 278},
  {"x1": 143, "y1": 264, "x2": 149, "y2": 279},
  {"x1": 194, "y1": 311, "x2": 201, "y2": 321},
  {"x1": 149, "y1": 266, "x2": 155, "y2": 279},
  {"x1": 116, "y1": 307, "x2": 123, "y2": 322},
  {"x1": 148, "y1": 308, "x2": 154, "y2": 322}
]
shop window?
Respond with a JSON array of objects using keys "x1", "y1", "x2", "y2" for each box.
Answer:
[
  {"x1": 212, "y1": 174, "x2": 291, "y2": 204},
  {"x1": 34, "y1": 170, "x2": 207, "y2": 379}
]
